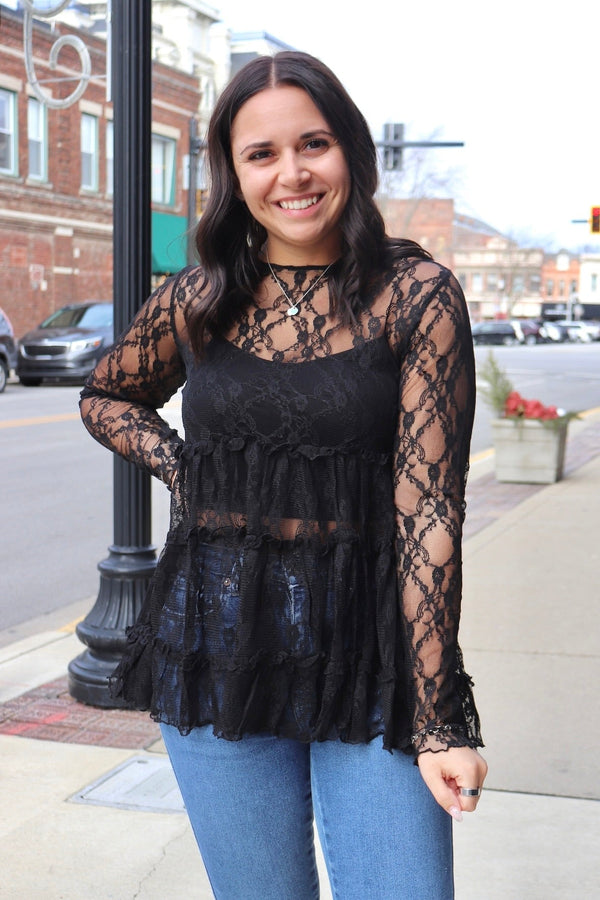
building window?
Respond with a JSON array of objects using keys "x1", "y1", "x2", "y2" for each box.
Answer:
[
  {"x1": 558, "y1": 280, "x2": 565, "y2": 297},
  {"x1": 0, "y1": 89, "x2": 17, "y2": 175},
  {"x1": 486, "y1": 272, "x2": 498, "y2": 291},
  {"x1": 592, "y1": 274, "x2": 598, "y2": 293},
  {"x1": 546, "y1": 279, "x2": 554, "y2": 297},
  {"x1": 529, "y1": 274, "x2": 541, "y2": 293},
  {"x1": 28, "y1": 97, "x2": 47, "y2": 180},
  {"x1": 152, "y1": 134, "x2": 176, "y2": 205},
  {"x1": 81, "y1": 113, "x2": 98, "y2": 190},
  {"x1": 471, "y1": 272, "x2": 483, "y2": 292},
  {"x1": 106, "y1": 120, "x2": 113, "y2": 195}
]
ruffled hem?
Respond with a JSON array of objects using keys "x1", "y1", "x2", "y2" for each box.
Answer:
[{"x1": 110, "y1": 620, "x2": 483, "y2": 755}]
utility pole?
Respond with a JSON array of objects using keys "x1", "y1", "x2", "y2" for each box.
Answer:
[{"x1": 377, "y1": 123, "x2": 464, "y2": 171}]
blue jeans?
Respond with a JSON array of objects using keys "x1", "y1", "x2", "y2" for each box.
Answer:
[{"x1": 160, "y1": 725, "x2": 454, "y2": 899}]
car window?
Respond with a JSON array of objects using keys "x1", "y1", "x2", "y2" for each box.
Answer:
[
  {"x1": 40, "y1": 304, "x2": 113, "y2": 330},
  {"x1": 0, "y1": 311, "x2": 13, "y2": 334}
]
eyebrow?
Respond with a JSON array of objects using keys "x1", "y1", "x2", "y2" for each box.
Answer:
[{"x1": 238, "y1": 130, "x2": 337, "y2": 156}]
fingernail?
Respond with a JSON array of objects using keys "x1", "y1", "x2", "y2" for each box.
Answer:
[{"x1": 449, "y1": 806, "x2": 463, "y2": 822}]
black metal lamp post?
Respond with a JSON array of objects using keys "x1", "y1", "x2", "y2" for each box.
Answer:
[{"x1": 68, "y1": 2, "x2": 155, "y2": 706}]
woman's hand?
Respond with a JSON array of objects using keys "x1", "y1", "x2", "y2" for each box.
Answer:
[{"x1": 417, "y1": 746, "x2": 488, "y2": 822}]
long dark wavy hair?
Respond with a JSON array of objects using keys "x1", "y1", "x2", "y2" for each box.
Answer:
[{"x1": 187, "y1": 51, "x2": 430, "y2": 353}]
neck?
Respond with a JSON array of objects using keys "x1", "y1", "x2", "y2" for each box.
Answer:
[{"x1": 264, "y1": 237, "x2": 342, "y2": 268}]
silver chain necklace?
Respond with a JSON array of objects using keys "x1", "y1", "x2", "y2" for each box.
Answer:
[{"x1": 266, "y1": 254, "x2": 334, "y2": 316}]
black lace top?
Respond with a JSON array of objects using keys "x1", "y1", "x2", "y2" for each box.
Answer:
[{"x1": 80, "y1": 257, "x2": 482, "y2": 755}]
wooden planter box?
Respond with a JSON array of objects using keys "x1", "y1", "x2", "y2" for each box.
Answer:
[{"x1": 492, "y1": 418, "x2": 568, "y2": 484}]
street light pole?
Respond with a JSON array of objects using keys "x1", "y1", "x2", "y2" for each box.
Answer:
[{"x1": 68, "y1": 1, "x2": 155, "y2": 706}]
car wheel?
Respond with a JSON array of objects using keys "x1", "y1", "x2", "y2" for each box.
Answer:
[
  {"x1": 0, "y1": 359, "x2": 7, "y2": 392},
  {"x1": 502, "y1": 336, "x2": 517, "y2": 346},
  {"x1": 525, "y1": 334, "x2": 537, "y2": 346},
  {"x1": 19, "y1": 376, "x2": 43, "y2": 387}
]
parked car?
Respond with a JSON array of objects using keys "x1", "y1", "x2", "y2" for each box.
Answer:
[
  {"x1": 542, "y1": 321, "x2": 571, "y2": 343},
  {"x1": 17, "y1": 301, "x2": 113, "y2": 386},
  {"x1": 471, "y1": 320, "x2": 524, "y2": 346},
  {"x1": 0, "y1": 307, "x2": 18, "y2": 392},
  {"x1": 512, "y1": 319, "x2": 549, "y2": 345},
  {"x1": 554, "y1": 320, "x2": 594, "y2": 343},
  {"x1": 580, "y1": 320, "x2": 600, "y2": 341}
]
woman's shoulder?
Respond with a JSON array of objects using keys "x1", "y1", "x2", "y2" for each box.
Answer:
[
  {"x1": 382, "y1": 252, "x2": 464, "y2": 309},
  {"x1": 158, "y1": 265, "x2": 208, "y2": 309},
  {"x1": 388, "y1": 254, "x2": 454, "y2": 288}
]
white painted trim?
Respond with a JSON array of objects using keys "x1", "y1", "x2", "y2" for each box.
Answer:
[
  {"x1": 0, "y1": 74, "x2": 23, "y2": 92},
  {"x1": 0, "y1": 208, "x2": 112, "y2": 234},
  {"x1": 79, "y1": 99, "x2": 103, "y2": 117},
  {"x1": 151, "y1": 121, "x2": 181, "y2": 140}
]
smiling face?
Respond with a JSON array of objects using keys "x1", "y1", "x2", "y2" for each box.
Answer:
[{"x1": 230, "y1": 85, "x2": 351, "y2": 265}]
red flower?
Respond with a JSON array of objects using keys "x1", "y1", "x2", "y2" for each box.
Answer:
[{"x1": 504, "y1": 392, "x2": 559, "y2": 421}]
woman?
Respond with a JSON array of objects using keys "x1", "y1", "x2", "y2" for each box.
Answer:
[{"x1": 81, "y1": 51, "x2": 487, "y2": 899}]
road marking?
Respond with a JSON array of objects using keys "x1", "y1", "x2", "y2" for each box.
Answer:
[
  {"x1": 0, "y1": 412, "x2": 81, "y2": 429},
  {"x1": 470, "y1": 448, "x2": 495, "y2": 463},
  {"x1": 59, "y1": 617, "x2": 85, "y2": 634}
]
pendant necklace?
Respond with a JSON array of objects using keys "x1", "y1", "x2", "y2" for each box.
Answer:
[{"x1": 266, "y1": 254, "x2": 334, "y2": 316}]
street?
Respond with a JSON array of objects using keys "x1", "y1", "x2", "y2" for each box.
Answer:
[{"x1": 1, "y1": 342, "x2": 599, "y2": 645}]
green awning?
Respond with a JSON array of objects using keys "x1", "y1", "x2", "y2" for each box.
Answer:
[{"x1": 152, "y1": 211, "x2": 188, "y2": 274}]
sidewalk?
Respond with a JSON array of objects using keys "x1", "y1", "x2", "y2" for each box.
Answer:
[{"x1": 1, "y1": 415, "x2": 599, "y2": 899}]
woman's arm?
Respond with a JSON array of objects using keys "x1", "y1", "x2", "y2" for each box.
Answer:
[
  {"x1": 79, "y1": 270, "x2": 194, "y2": 489},
  {"x1": 387, "y1": 259, "x2": 486, "y2": 812}
]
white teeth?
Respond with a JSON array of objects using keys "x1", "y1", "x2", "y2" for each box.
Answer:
[{"x1": 279, "y1": 195, "x2": 320, "y2": 210}]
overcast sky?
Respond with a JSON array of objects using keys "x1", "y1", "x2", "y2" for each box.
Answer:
[{"x1": 215, "y1": 0, "x2": 600, "y2": 253}]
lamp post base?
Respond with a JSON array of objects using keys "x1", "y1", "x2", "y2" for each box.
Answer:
[{"x1": 68, "y1": 544, "x2": 156, "y2": 707}]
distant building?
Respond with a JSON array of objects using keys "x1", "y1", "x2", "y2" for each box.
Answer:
[
  {"x1": 228, "y1": 31, "x2": 296, "y2": 80},
  {"x1": 577, "y1": 254, "x2": 600, "y2": 319},
  {"x1": 380, "y1": 199, "x2": 545, "y2": 320},
  {"x1": 540, "y1": 251, "x2": 580, "y2": 320}
]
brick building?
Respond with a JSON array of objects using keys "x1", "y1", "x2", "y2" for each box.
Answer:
[
  {"x1": 380, "y1": 199, "x2": 546, "y2": 320},
  {"x1": 0, "y1": 5, "x2": 201, "y2": 338},
  {"x1": 540, "y1": 251, "x2": 580, "y2": 319},
  {"x1": 378, "y1": 197, "x2": 455, "y2": 269}
]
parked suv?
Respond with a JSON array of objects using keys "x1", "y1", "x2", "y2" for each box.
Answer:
[
  {"x1": 17, "y1": 301, "x2": 113, "y2": 386},
  {"x1": 0, "y1": 307, "x2": 17, "y2": 392},
  {"x1": 471, "y1": 320, "x2": 524, "y2": 346}
]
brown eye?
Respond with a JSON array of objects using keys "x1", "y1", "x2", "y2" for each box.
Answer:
[
  {"x1": 248, "y1": 150, "x2": 273, "y2": 162},
  {"x1": 303, "y1": 138, "x2": 330, "y2": 154}
]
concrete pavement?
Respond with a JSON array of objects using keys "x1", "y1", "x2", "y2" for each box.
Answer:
[{"x1": 1, "y1": 413, "x2": 599, "y2": 899}]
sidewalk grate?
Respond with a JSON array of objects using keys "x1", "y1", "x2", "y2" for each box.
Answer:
[
  {"x1": 0, "y1": 676, "x2": 160, "y2": 748},
  {"x1": 69, "y1": 755, "x2": 185, "y2": 814}
]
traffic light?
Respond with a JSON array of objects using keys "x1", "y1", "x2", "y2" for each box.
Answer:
[
  {"x1": 383, "y1": 123, "x2": 404, "y2": 171},
  {"x1": 592, "y1": 207, "x2": 600, "y2": 234}
]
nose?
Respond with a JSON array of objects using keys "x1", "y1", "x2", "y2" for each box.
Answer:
[{"x1": 278, "y1": 149, "x2": 310, "y2": 187}]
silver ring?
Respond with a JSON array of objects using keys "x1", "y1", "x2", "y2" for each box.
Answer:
[{"x1": 460, "y1": 787, "x2": 481, "y2": 797}]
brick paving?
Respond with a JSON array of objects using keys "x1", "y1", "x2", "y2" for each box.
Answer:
[
  {"x1": 2, "y1": 419, "x2": 598, "y2": 749},
  {"x1": 0, "y1": 677, "x2": 160, "y2": 748}
]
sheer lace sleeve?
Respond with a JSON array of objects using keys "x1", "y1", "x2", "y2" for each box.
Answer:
[
  {"x1": 79, "y1": 268, "x2": 198, "y2": 488},
  {"x1": 387, "y1": 260, "x2": 480, "y2": 754}
]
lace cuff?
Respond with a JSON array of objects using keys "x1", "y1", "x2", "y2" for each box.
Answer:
[{"x1": 410, "y1": 723, "x2": 471, "y2": 755}]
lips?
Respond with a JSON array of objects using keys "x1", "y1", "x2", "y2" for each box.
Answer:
[{"x1": 277, "y1": 194, "x2": 322, "y2": 210}]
